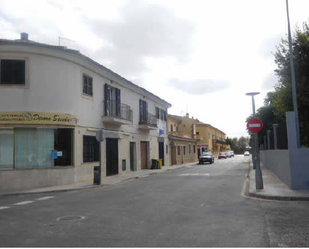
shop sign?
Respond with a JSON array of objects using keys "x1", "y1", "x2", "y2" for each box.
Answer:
[{"x1": 0, "y1": 112, "x2": 78, "y2": 126}]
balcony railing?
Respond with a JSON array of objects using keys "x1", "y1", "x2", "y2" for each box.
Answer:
[
  {"x1": 212, "y1": 138, "x2": 228, "y2": 145},
  {"x1": 103, "y1": 100, "x2": 133, "y2": 122},
  {"x1": 139, "y1": 113, "x2": 157, "y2": 127}
]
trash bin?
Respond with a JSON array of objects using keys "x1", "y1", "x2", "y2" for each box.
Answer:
[
  {"x1": 93, "y1": 166, "x2": 101, "y2": 185},
  {"x1": 158, "y1": 159, "x2": 162, "y2": 169},
  {"x1": 151, "y1": 159, "x2": 159, "y2": 169}
]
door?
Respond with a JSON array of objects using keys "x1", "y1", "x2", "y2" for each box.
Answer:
[
  {"x1": 54, "y1": 129, "x2": 72, "y2": 166},
  {"x1": 141, "y1": 141, "x2": 148, "y2": 169},
  {"x1": 130, "y1": 142, "x2": 136, "y2": 171},
  {"x1": 106, "y1": 138, "x2": 119, "y2": 176},
  {"x1": 171, "y1": 146, "x2": 177, "y2": 165},
  {"x1": 159, "y1": 142, "x2": 164, "y2": 166}
]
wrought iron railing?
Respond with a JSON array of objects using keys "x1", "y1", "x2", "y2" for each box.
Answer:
[
  {"x1": 213, "y1": 139, "x2": 228, "y2": 145},
  {"x1": 139, "y1": 112, "x2": 157, "y2": 127},
  {"x1": 103, "y1": 100, "x2": 133, "y2": 122}
]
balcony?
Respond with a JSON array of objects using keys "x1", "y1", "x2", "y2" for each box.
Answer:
[
  {"x1": 212, "y1": 138, "x2": 228, "y2": 146},
  {"x1": 102, "y1": 100, "x2": 133, "y2": 125},
  {"x1": 139, "y1": 113, "x2": 157, "y2": 130}
]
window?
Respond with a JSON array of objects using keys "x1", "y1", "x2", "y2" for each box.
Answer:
[
  {"x1": 156, "y1": 107, "x2": 160, "y2": 119},
  {"x1": 183, "y1": 146, "x2": 186, "y2": 155},
  {"x1": 189, "y1": 144, "x2": 191, "y2": 154},
  {"x1": 104, "y1": 83, "x2": 121, "y2": 117},
  {"x1": 0, "y1": 128, "x2": 72, "y2": 169},
  {"x1": 139, "y1": 99, "x2": 148, "y2": 122},
  {"x1": 166, "y1": 145, "x2": 168, "y2": 154},
  {"x1": 193, "y1": 145, "x2": 196, "y2": 153},
  {"x1": 177, "y1": 146, "x2": 181, "y2": 155},
  {"x1": 83, "y1": 136, "x2": 100, "y2": 162},
  {"x1": 0, "y1": 130, "x2": 14, "y2": 169},
  {"x1": 170, "y1": 124, "x2": 173, "y2": 132},
  {"x1": 196, "y1": 132, "x2": 200, "y2": 135},
  {"x1": 0, "y1": 59, "x2": 25, "y2": 85},
  {"x1": 83, "y1": 74, "x2": 93, "y2": 96}
]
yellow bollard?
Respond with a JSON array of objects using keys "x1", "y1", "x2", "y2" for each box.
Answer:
[{"x1": 158, "y1": 159, "x2": 162, "y2": 169}]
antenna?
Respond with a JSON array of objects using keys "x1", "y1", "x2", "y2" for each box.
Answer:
[{"x1": 58, "y1": 37, "x2": 76, "y2": 46}]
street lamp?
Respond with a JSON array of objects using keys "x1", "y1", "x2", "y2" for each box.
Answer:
[
  {"x1": 246, "y1": 92, "x2": 263, "y2": 190},
  {"x1": 285, "y1": 0, "x2": 301, "y2": 148}
]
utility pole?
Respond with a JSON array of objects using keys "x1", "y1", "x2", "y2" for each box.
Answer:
[
  {"x1": 246, "y1": 92, "x2": 263, "y2": 190},
  {"x1": 285, "y1": 0, "x2": 301, "y2": 148}
]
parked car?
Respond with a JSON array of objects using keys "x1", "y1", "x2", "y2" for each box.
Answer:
[
  {"x1": 230, "y1": 151, "x2": 234, "y2": 157},
  {"x1": 244, "y1": 151, "x2": 250, "y2": 156},
  {"x1": 218, "y1": 152, "x2": 227, "y2": 159},
  {"x1": 226, "y1": 152, "x2": 232, "y2": 158},
  {"x1": 199, "y1": 152, "x2": 215, "y2": 164}
]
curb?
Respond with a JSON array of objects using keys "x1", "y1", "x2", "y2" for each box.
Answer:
[
  {"x1": 0, "y1": 163, "x2": 191, "y2": 197},
  {"x1": 247, "y1": 165, "x2": 309, "y2": 202}
]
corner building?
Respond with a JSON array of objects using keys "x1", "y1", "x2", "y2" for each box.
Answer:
[{"x1": 0, "y1": 33, "x2": 171, "y2": 191}]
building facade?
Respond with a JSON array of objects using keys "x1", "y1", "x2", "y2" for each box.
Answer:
[
  {"x1": 0, "y1": 33, "x2": 171, "y2": 191},
  {"x1": 168, "y1": 114, "x2": 198, "y2": 165},
  {"x1": 195, "y1": 123, "x2": 229, "y2": 157}
]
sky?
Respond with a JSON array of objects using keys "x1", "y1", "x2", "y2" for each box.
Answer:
[{"x1": 1, "y1": 0, "x2": 308, "y2": 138}]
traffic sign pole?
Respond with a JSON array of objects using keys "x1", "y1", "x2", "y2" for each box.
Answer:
[{"x1": 246, "y1": 93, "x2": 264, "y2": 190}]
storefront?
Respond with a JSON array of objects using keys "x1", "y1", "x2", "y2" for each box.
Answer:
[{"x1": 0, "y1": 112, "x2": 78, "y2": 170}]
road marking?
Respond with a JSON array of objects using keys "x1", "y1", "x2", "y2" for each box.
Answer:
[
  {"x1": 36, "y1": 196, "x2": 54, "y2": 201},
  {"x1": 12, "y1": 201, "x2": 34, "y2": 206},
  {"x1": 179, "y1": 173, "x2": 209, "y2": 176},
  {"x1": 0, "y1": 206, "x2": 10, "y2": 210},
  {"x1": 139, "y1": 175, "x2": 150, "y2": 178}
]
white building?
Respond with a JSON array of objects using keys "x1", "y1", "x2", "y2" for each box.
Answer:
[{"x1": 0, "y1": 33, "x2": 171, "y2": 192}]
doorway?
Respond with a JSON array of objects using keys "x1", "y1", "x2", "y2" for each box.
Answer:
[
  {"x1": 106, "y1": 138, "x2": 119, "y2": 176},
  {"x1": 54, "y1": 129, "x2": 73, "y2": 166},
  {"x1": 158, "y1": 141, "x2": 164, "y2": 166},
  {"x1": 140, "y1": 141, "x2": 149, "y2": 169},
  {"x1": 171, "y1": 146, "x2": 177, "y2": 165},
  {"x1": 130, "y1": 142, "x2": 136, "y2": 171}
]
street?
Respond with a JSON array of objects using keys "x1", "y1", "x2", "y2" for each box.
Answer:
[{"x1": 1, "y1": 155, "x2": 309, "y2": 247}]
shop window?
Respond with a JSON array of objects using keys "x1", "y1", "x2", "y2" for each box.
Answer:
[
  {"x1": 0, "y1": 130, "x2": 14, "y2": 169},
  {"x1": 83, "y1": 74, "x2": 93, "y2": 96},
  {"x1": 0, "y1": 59, "x2": 25, "y2": 85},
  {"x1": 36, "y1": 129, "x2": 54, "y2": 168},
  {"x1": 83, "y1": 135, "x2": 100, "y2": 163},
  {"x1": 193, "y1": 145, "x2": 196, "y2": 153},
  {"x1": 15, "y1": 129, "x2": 36, "y2": 169}
]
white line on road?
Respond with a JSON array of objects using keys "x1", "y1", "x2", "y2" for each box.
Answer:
[
  {"x1": 179, "y1": 173, "x2": 210, "y2": 176},
  {"x1": 12, "y1": 201, "x2": 34, "y2": 206},
  {"x1": 0, "y1": 206, "x2": 10, "y2": 210},
  {"x1": 36, "y1": 196, "x2": 55, "y2": 201}
]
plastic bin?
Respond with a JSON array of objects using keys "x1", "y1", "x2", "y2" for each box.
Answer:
[
  {"x1": 93, "y1": 166, "x2": 101, "y2": 185},
  {"x1": 151, "y1": 159, "x2": 159, "y2": 169}
]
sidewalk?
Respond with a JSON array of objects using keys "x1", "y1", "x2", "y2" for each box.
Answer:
[
  {"x1": 0, "y1": 161, "x2": 197, "y2": 197},
  {"x1": 248, "y1": 162, "x2": 309, "y2": 201}
]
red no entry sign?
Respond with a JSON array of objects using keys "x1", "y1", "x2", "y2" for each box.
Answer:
[{"x1": 247, "y1": 118, "x2": 263, "y2": 133}]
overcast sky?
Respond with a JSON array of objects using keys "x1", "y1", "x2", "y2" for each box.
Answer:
[{"x1": 1, "y1": 0, "x2": 308, "y2": 138}]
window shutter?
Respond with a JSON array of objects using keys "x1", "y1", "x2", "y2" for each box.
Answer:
[
  {"x1": 145, "y1": 101, "x2": 148, "y2": 122},
  {"x1": 139, "y1": 99, "x2": 143, "y2": 122},
  {"x1": 116, "y1": 88, "x2": 121, "y2": 117}
]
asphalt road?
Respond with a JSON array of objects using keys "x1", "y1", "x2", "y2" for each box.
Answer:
[{"x1": 1, "y1": 155, "x2": 309, "y2": 247}]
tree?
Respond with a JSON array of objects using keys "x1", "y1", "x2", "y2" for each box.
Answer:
[
  {"x1": 246, "y1": 21, "x2": 309, "y2": 147},
  {"x1": 273, "y1": 21, "x2": 309, "y2": 146}
]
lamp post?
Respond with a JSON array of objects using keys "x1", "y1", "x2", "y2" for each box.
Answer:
[
  {"x1": 285, "y1": 0, "x2": 301, "y2": 148},
  {"x1": 246, "y1": 92, "x2": 263, "y2": 190}
]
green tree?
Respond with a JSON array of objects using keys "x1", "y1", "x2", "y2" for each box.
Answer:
[{"x1": 273, "y1": 21, "x2": 309, "y2": 146}]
